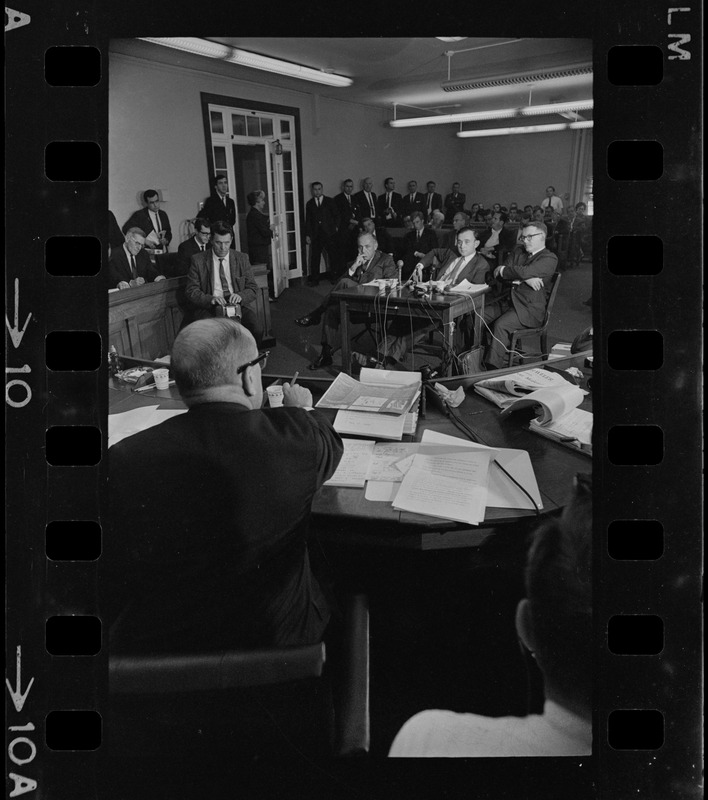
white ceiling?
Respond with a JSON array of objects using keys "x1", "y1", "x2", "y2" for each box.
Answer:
[{"x1": 206, "y1": 37, "x2": 593, "y2": 119}]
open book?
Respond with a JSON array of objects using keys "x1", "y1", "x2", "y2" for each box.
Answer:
[{"x1": 316, "y1": 371, "x2": 420, "y2": 416}]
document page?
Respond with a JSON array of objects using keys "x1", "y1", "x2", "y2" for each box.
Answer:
[
  {"x1": 333, "y1": 410, "x2": 406, "y2": 440},
  {"x1": 530, "y1": 407, "x2": 593, "y2": 446},
  {"x1": 316, "y1": 372, "x2": 419, "y2": 415},
  {"x1": 477, "y1": 367, "x2": 574, "y2": 396},
  {"x1": 500, "y1": 383, "x2": 585, "y2": 424},
  {"x1": 392, "y1": 449, "x2": 491, "y2": 525},
  {"x1": 324, "y1": 439, "x2": 376, "y2": 488},
  {"x1": 366, "y1": 443, "x2": 419, "y2": 482},
  {"x1": 108, "y1": 406, "x2": 187, "y2": 448}
]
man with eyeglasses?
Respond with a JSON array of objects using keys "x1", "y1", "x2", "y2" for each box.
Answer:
[
  {"x1": 177, "y1": 216, "x2": 212, "y2": 275},
  {"x1": 107, "y1": 227, "x2": 165, "y2": 290},
  {"x1": 481, "y1": 222, "x2": 558, "y2": 370},
  {"x1": 106, "y1": 319, "x2": 344, "y2": 655},
  {"x1": 185, "y1": 220, "x2": 262, "y2": 346}
]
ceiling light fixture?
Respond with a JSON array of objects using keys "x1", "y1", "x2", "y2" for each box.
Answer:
[
  {"x1": 436, "y1": 37, "x2": 467, "y2": 42},
  {"x1": 389, "y1": 100, "x2": 593, "y2": 128},
  {"x1": 140, "y1": 37, "x2": 353, "y2": 87},
  {"x1": 442, "y1": 64, "x2": 592, "y2": 92},
  {"x1": 456, "y1": 120, "x2": 593, "y2": 138}
]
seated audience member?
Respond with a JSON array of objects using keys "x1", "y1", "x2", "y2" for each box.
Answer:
[
  {"x1": 108, "y1": 211, "x2": 125, "y2": 257},
  {"x1": 122, "y1": 189, "x2": 172, "y2": 251},
  {"x1": 540, "y1": 184, "x2": 564, "y2": 214},
  {"x1": 473, "y1": 207, "x2": 487, "y2": 223},
  {"x1": 401, "y1": 181, "x2": 426, "y2": 218},
  {"x1": 376, "y1": 177, "x2": 404, "y2": 227},
  {"x1": 480, "y1": 222, "x2": 558, "y2": 370},
  {"x1": 444, "y1": 182, "x2": 466, "y2": 221},
  {"x1": 203, "y1": 174, "x2": 237, "y2": 242},
  {"x1": 469, "y1": 203, "x2": 480, "y2": 220},
  {"x1": 483, "y1": 208, "x2": 494, "y2": 226},
  {"x1": 105, "y1": 319, "x2": 343, "y2": 655},
  {"x1": 446, "y1": 211, "x2": 471, "y2": 251},
  {"x1": 360, "y1": 216, "x2": 395, "y2": 258},
  {"x1": 523, "y1": 204, "x2": 534, "y2": 216},
  {"x1": 398, "y1": 211, "x2": 438, "y2": 279},
  {"x1": 507, "y1": 205, "x2": 521, "y2": 223},
  {"x1": 295, "y1": 232, "x2": 396, "y2": 370},
  {"x1": 423, "y1": 181, "x2": 443, "y2": 221},
  {"x1": 246, "y1": 190, "x2": 275, "y2": 299},
  {"x1": 477, "y1": 211, "x2": 518, "y2": 265},
  {"x1": 184, "y1": 220, "x2": 263, "y2": 346},
  {"x1": 573, "y1": 202, "x2": 591, "y2": 262},
  {"x1": 357, "y1": 227, "x2": 489, "y2": 369},
  {"x1": 429, "y1": 209, "x2": 446, "y2": 229},
  {"x1": 177, "y1": 216, "x2": 211, "y2": 275},
  {"x1": 389, "y1": 474, "x2": 592, "y2": 757},
  {"x1": 108, "y1": 227, "x2": 165, "y2": 290},
  {"x1": 492, "y1": 202, "x2": 502, "y2": 213}
]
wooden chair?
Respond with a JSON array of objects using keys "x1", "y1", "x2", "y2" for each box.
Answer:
[
  {"x1": 108, "y1": 594, "x2": 370, "y2": 759},
  {"x1": 506, "y1": 272, "x2": 562, "y2": 367}
]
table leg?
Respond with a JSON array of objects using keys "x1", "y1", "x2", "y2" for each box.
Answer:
[
  {"x1": 443, "y1": 308, "x2": 453, "y2": 377},
  {"x1": 474, "y1": 295, "x2": 484, "y2": 349},
  {"x1": 340, "y1": 299, "x2": 352, "y2": 375}
]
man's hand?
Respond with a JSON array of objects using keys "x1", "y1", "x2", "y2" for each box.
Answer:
[
  {"x1": 211, "y1": 296, "x2": 227, "y2": 307},
  {"x1": 414, "y1": 250, "x2": 425, "y2": 259},
  {"x1": 493, "y1": 266, "x2": 504, "y2": 279},
  {"x1": 129, "y1": 277, "x2": 145, "y2": 287},
  {"x1": 348, "y1": 255, "x2": 365, "y2": 276},
  {"x1": 154, "y1": 274, "x2": 166, "y2": 282},
  {"x1": 117, "y1": 281, "x2": 130, "y2": 290},
  {"x1": 282, "y1": 382, "x2": 313, "y2": 408},
  {"x1": 228, "y1": 293, "x2": 242, "y2": 304},
  {"x1": 412, "y1": 264, "x2": 424, "y2": 282},
  {"x1": 524, "y1": 277, "x2": 544, "y2": 291}
]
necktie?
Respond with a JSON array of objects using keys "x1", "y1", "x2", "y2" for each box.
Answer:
[
  {"x1": 130, "y1": 254, "x2": 137, "y2": 279},
  {"x1": 428, "y1": 195, "x2": 433, "y2": 213},
  {"x1": 444, "y1": 257, "x2": 464, "y2": 284},
  {"x1": 387, "y1": 193, "x2": 391, "y2": 208},
  {"x1": 410, "y1": 194, "x2": 414, "y2": 203},
  {"x1": 152, "y1": 211, "x2": 160, "y2": 236},
  {"x1": 368, "y1": 194, "x2": 374, "y2": 216},
  {"x1": 317, "y1": 197, "x2": 321, "y2": 208},
  {"x1": 219, "y1": 258, "x2": 230, "y2": 295},
  {"x1": 417, "y1": 230, "x2": 421, "y2": 240}
]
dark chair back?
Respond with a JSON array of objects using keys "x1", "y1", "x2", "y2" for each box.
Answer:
[{"x1": 507, "y1": 272, "x2": 562, "y2": 366}]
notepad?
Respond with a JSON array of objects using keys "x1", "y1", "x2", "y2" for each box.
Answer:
[{"x1": 324, "y1": 439, "x2": 376, "y2": 488}]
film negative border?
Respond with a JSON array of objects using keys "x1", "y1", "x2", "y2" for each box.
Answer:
[{"x1": 4, "y1": 3, "x2": 703, "y2": 798}]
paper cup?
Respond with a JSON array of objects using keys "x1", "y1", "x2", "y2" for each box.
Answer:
[
  {"x1": 265, "y1": 384, "x2": 284, "y2": 408},
  {"x1": 153, "y1": 368, "x2": 170, "y2": 390}
]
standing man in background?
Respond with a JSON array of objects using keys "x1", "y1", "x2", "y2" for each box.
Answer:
[
  {"x1": 203, "y1": 175, "x2": 237, "y2": 248},
  {"x1": 444, "y1": 182, "x2": 466, "y2": 222},
  {"x1": 540, "y1": 185, "x2": 563, "y2": 214},
  {"x1": 333, "y1": 178, "x2": 362, "y2": 278},
  {"x1": 402, "y1": 180, "x2": 426, "y2": 218},
  {"x1": 122, "y1": 189, "x2": 172, "y2": 251},
  {"x1": 424, "y1": 181, "x2": 443, "y2": 222},
  {"x1": 376, "y1": 177, "x2": 403, "y2": 227},
  {"x1": 354, "y1": 177, "x2": 378, "y2": 226},
  {"x1": 305, "y1": 181, "x2": 340, "y2": 286},
  {"x1": 246, "y1": 190, "x2": 276, "y2": 301}
]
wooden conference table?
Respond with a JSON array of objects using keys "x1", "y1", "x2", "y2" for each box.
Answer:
[
  {"x1": 108, "y1": 353, "x2": 591, "y2": 550},
  {"x1": 333, "y1": 283, "x2": 488, "y2": 377}
]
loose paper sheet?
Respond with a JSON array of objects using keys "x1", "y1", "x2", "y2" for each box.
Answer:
[
  {"x1": 108, "y1": 406, "x2": 187, "y2": 448},
  {"x1": 323, "y1": 439, "x2": 376, "y2": 488}
]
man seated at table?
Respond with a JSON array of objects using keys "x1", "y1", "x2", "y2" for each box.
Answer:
[
  {"x1": 105, "y1": 319, "x2": 344, "y2": 654},
  {"x1": 176, "y1": 215, "x2": 211, "y2": 275},
  {"x1": 295, "y1": 231, "x2": 396, "y2": 370},
  {"x1": 184, "y1": 220, "x2": 263, "y2": 346},
  {"x1": 354, "y1": 227, "x2": 490, "y2": 369},
  {"x1": 480, "y1": 222, "x2": 558, "y2": 370},
  {"x1": 397, "y1": 211, "x2": 438, "y2": 279},
  {"x1": 389, "y1": 473, "x2": 592, "y2": 757},
  {"x1": 107, "y1": 227, "x2": 166, "y2": 290}
]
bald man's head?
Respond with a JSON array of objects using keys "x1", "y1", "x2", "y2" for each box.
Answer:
[{"x1": 172, "y1": 319, "x2": 258, "y2": 404}]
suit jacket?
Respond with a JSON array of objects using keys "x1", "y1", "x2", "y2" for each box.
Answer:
[
  {"x1": 444, "y1": 192, "x2": 467, "y2": 219},
  {"x1": 334, "y1": 192, "x2": 362, "y2": 233},
  {"x1": 374, "y1": 226, "x2": 395, "y2": 257},
  {"x1": 347, "y1": 250, "x2": 397, "y2": 283},
  {"x1": 498, "y1": 248, "x2": 558, "y2": 327},
  {"x1": 246, "y1": 207, "x2": 273, "y2": 264},
  {"x1": 353, "y1": 190, "x2": 378, "y2": 223},
  {"x1": 401, "y1": 227, "x2": 438, "y2": 273},
  {"x1": 185, "y1": 249, "x2": 259, "y2": 318},
  {"x1": 203, "y1": 193, "x2": 237, "y2": 228},
  {"x1": 478, "y1": 226, "x2": 519, "y2": 262},
  {"x1": 122, "y1": 207, "x2": 172, "y2": 246},
  {"x1": 401, "y1": 192, "x2": 427, "y2": 218},
  {"x1": 423, "y1": 192, "x2": 443, "y2": 219},
  {"x1": 376, "y1": 191, "x2": 404, "y2": 227},
  {"x1": 177, "y1": 236, "x2": 211, "y2": 275},
  {"x1": 305, "y1": 196, "x2": 339, "y2": 240},
  {"x1": 107, "y1": 245, "x2": 159, "y2": 288},
  {"x1": 105, "y1": 403, "x2": 343, "y2": 653},
  {"x1": 422, "y1": 249, "x2": 491, "y2": 286}
]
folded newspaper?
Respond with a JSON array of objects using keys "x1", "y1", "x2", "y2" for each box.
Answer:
[{"x1": 315, "y1": 371, "x2": 420, "y2": 416}]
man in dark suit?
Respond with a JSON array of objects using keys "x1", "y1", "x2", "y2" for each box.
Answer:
[
  {"x1": 105, "y1": 318, "x2": 343, "y2": 655},
  {"x1": 333, "y1": 178, "x2": 362, "y2": 277},
  {"x1": 353, "y1": 177, "x2": 378, "y2": 226},
  {"x1": 444, "y1": 183, "x2": 467, "y2": 222},
  {"x1": 184, "y1": 220, "x2": 262, "y2": 346},
  {"x1": 360, "y1": 216, "x2": 395, "y2": 259},
  {"x1": 245, "y1": 190, "x2": 275, "y2": 299},
  {"x1": 203, "y1": 175, "x2": 237, "y2": 248},
  {"x1": 376, "y1": 177, "x2": 403, "y2": 227},
  {"x1": 305, "y1": 181, "x2": 340, "y2": 285},
  {"x1": 397, "y1": 211, "x2": 438, "y2": 279},
  {"x1": 401, "y1": 181, "x2": 427, "y2": 219},
  {"x1": 482, "y1": 222, "x2": 558, "y2": 369},
  {"x1": 107, "y1": 227, "x2": 165, "y2": 290},
  {"x1": 423, "y1": 181, "x2": 443, "y2": 222},
  {"x1": 363, "y1": 228, "x2": 490, "y2": 367},
  {"x1": 477, "y1": 212, "x2": 519, "y2": 266},
  {"x1": 295, "y1": 231, "x2": 397, "y2": 370},
  {"x1": 122, "y1": 189, "x2": 172, "y2": 250},
  {"x1": 445, "y1": 211, "x2": 471, "y2": 252},
  {"x1": 176, "y1": 216, "x2": 211, "y2": 276}
]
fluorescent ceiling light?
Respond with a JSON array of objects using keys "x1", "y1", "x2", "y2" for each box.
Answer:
[
  {"x1": 389, "y1": 100, "x2": 593, "y2": 128},
  {"x1": 436, "y1": 37, "x2": 468, "y2": 42},
  {"x1": 140, "y1": 37, "x2": 353, "y2": 87},
  {"x1": 457, "y1": 120, "x2": 594, "y2": 138}
]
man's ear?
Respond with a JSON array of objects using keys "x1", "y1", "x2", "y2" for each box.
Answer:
[
  {"x1": 515, "y1": 598, "x2": 537, "y2": 655},
  {"x1": 241, "y1": 365, "x2": 256, "y2": 397}
]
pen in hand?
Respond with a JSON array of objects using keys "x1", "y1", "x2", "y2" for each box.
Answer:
[{"x1": 291, "y1": 371, "x2": 299, "y2": 386}]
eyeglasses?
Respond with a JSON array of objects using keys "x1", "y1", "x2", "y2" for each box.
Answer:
[
  {"x1": 521, "y1": 233, "x2": 544, "y2": 241},
  {"x1": 237, "y1": 350, "x2": 269, "y2": 374}
]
